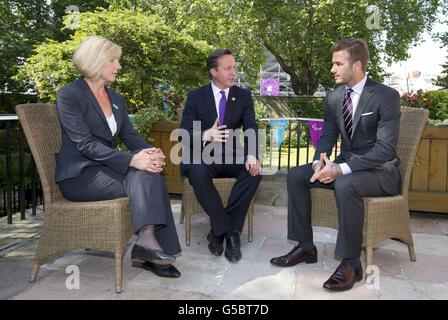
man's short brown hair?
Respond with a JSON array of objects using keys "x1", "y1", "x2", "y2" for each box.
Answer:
[
  {"x1": 206, "y1": 48, "x2": 234, "y2": 79},
  {"x1": 331, "y1": 38, "x2": 369, "y2": 71}
]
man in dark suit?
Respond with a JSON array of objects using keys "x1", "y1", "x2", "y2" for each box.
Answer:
[
  {"x1": 180, "y1": 49, "x2": 262, "y2": 263},
  {"x1": 270, "y1": 38, "x2": 401, "y2": 291}
]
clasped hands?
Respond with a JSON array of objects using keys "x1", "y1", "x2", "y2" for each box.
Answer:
[
  {"x1": 130, "y1": 147, "x2": 166, "y2": 173},
  {"x1": 310, "y1": 153, "x2": 342, "y2": 184},
  {"x1": 203, "y1": 118, "x2": 261, "y2": 176}
]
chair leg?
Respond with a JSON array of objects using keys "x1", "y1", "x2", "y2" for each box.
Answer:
[
  {"x1": 365, "y1": 246, "x2": 373, "y2": 271},
  {"x1": 179, "y1": 206, "x2": 185, "y2": 224},
  {"x1": 407, "y1": 238, "x2": 417, "y2": 262},
  {"x1": 248, "y1": 205, "x2": 253, "y2": 243},
  {"x1": 114, "y1": 252, "x2": 123, "y2": 294},
  {"x1": 186, "y1": 211, "x2": 191, "y2": 246},
  {"x1": 29, "y1": 261, "x2": 41, "y2": 283}
]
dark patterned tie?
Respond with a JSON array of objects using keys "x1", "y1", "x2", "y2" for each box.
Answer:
[
  {"x1": 342, "y1": 88, "x2": 354, "y2": 137},
  {"x1": 219, "y1": 91, "x2": 227, "y2": 125}
]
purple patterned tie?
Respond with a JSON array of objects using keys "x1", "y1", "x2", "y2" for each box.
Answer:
[
  {"x1": 219, "y1": 90, "x2": 227, "y2": 125},
  {"x1": 342, "y1": 88, "x2": 354, "y2": 137}
]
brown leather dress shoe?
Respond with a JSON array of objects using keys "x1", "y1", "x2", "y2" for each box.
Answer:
[
  {"x1": 323, "y1": 261, "x2": 363, "y2": 291},
  {"x1": 270, "y1": 245, "x2": 318, "y2": 267}
]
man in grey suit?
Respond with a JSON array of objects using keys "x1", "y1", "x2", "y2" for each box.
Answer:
[{"x1": 270, "y1": 38, "x2": 401, "y2": 291}]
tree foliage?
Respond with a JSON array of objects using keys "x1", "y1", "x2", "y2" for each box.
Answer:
[
  {"x1": 435, "y1": 13, "x2": 448, "y2": 89},
  {"x1": 243, "y1": 0, "x2": 443, "y2": 95},
  {"x1": 109, "y1": 0, "x2": 445, "y2": 95},
  {"x1": 17, "y1": 8, "x2": 211, "y2": 108},
  {"x1": 108, "y1": 0, "x2": 265, "y2": 87},
  {"x1": 0, "y1": 0, "x2": 108, "y2": 93}
]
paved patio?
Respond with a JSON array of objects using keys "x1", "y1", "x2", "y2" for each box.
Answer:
[{"x1": 1, "y1": 196, "x2": 448, "y2": 300}]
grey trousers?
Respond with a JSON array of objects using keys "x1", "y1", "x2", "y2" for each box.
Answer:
[
  {"x1": 287, "y1": 163, "x2": 394, "y2": 260},
  {"x1": 58, "y1": 166, "x2": 181, "y2": 256}
]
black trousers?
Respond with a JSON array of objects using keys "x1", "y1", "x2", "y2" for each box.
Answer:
[
  {"x1": 287, "y1": 163, "x2": 394, "y2": 260},
  {"x1": 58, "y1": 166, "x2": 181, "y2": 256},
  {"x1": 183, "y1": 163, "x2": 262, "y2": 237}
]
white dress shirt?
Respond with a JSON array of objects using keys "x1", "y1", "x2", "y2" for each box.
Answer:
[
  {"x1": 106, "y1": 113, "x2": 117, "y2": 136},
  {"x1": 209, "y1": 82, "x2": 257, "y2": 165},
  {"x1": 211, "y1": 82, "x2": 230, "y2": 123}
]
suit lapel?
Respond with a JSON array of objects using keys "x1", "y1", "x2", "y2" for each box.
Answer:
[
  {"x1": 224, "y1": 86, "x2": 238, "y2": 125},
  {"x1": 106, "y1": 87, "x2": 122, "y2": 137},
  {"x1": 352, "y1": 78, "x2": 376, "y2": 135},
  {"x1": 202, "y1": 84, "x2": 218, "y2": 123},
  {"x1": 335, "y1": 86, "x2": 351, "y2": 143},
  {"x1": 79, "y1": 78, "x2": 109, "y2": 131}
]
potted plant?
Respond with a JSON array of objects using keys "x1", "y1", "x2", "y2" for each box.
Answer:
[{"x1": 401, "y1": 89, "x2": 448, "y2": 214}]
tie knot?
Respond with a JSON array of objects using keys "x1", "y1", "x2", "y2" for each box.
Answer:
[
  {"x1": 346, "y1": 88, "x2": 353, "y2": 95},
  {"x1": 220, "y1": 91, "x2": 226, "y2": 97}
]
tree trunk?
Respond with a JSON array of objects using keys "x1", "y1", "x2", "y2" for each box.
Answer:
[{"x1": 263, "y1": 40, "x2": 319, "y2": 95}]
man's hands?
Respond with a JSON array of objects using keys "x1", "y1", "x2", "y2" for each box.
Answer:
[
  {"x1": 310, "y1": 153, "x2": 342, "y2": 184},
  {"x1": 245, "y1": 155, "x2": 261, "y2": 176},
  {"x1": 130, "y1": 147, "x2": 166, "y2": 173},
  {"x1": 203, "y1": 118, "x2": 229, "y2": 142},
  {"x1": 203, "y1": 118, "x2": 260, "y2": 176}
]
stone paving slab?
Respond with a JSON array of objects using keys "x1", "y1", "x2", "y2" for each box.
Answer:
[{"x1": 1, "y1": 202, "x2": 448, "y2": 300}]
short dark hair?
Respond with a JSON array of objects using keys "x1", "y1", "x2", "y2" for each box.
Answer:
[
  {"x1": 206, "y1": 48, "x2": 234, "y2": 79},
  {"x1": 331, "y1": 38, "x2": 369, "y2": 71}
]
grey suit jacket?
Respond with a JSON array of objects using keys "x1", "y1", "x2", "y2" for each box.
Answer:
[
  {"x1": 314, "y1": 77, "x2": 401, "y2": 195},
  {"x1": 55, "y1": 78, "x2": 150, "y2": 183}
]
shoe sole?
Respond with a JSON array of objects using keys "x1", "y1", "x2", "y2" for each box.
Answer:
[
  {"x1": 305, "y1": 256, "x2": 318, "y2": 264},
  {"x1": 131, "y1": 256, "x2": 175, "y2": 266},
  {"x1": 225, "y1": 254, "x2": 241, "y2": 263},
  {"x1": 131, "y1": 261, "x2": 181, "y2": 278},
  {"x1": 270, "y1": 254, "x2": 318, "y2": 267}
]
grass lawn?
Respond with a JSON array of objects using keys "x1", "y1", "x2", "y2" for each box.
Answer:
[{"x1": 260, "y1": 145, "x2": 340, "y2": 170}]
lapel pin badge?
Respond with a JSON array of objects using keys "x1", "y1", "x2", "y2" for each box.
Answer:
[
  {"x1": 231, "y1": 97, "x2": 236, "y2": 102},
  {"x1": 112, "y1": 103, "x2": 119, "y2": 110}
]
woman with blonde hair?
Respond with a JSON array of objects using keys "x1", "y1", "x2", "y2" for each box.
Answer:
[{"x1": 55, "y1": 35, "x2": 181, "y2": 278}]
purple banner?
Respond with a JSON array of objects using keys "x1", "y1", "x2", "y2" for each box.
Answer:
[
  {"x1": 260, "y1": 79, "x2": 280, "y2": 96},
  {"x1": 307, "y1": 120, "x2": 324, "y2": 149}
]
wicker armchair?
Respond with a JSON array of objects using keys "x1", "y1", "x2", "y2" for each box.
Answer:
[
  {"x1": 311, "y1": 107, "x2": 429, "y2": 269},
  {"x1": 15, "y1": 104, "x2": 133, "y2": 293},
  {"x1": 180, "y1": 178, "x2": 254, "y2": 246}
]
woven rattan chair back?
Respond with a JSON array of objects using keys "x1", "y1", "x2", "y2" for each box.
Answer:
[
  {"x1": 396, "y1": 107, "x2": 429, "y2": 197},
  {"x1": 15, "y1": 103, "x2": 63, "y2": 204}
]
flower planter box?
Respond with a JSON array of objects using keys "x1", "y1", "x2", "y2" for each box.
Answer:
[
  {"x1": 150, "y1": 121, "x2": 183, "y2": 194},
  {"x1": 409, "y1": 126, "x2": 448, "y2": 213}
]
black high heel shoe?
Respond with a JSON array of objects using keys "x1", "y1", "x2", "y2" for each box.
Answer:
[
  {"x1": 132, "y1": 261, "x2": 181, "y2": 278},
  {"x1": 131, "y1": 244, "x2": 176, "y2": 265}
]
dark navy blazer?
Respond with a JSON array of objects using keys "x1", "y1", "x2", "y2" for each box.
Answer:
[
  {"x1": 55, "y1": 78, "x2": 150, "y2": 183},
  {"x1": 179, "y1": 83, "x2": 258, "y2": 172}
]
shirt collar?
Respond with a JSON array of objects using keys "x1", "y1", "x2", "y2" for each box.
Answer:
[
  {"x1": 211, "y1": 82, "x2": 230, "y2": 97},
  {"x1": 346, "y1": 74, "x2": 367, "y2": 95}
]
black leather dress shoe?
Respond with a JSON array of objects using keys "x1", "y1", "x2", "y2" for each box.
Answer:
[
  {"x1": 131, "y1": 244, "x2": 176, "y2": 265},
  {"x1": 207, "y1": 231, "x2": 224, "y2": 256},
  {"x1": 225, "y1": 234, "x2": 242, "y2": 263},
  {"x1": 270, "y1": 245, "x2": 318, "y2": 267},
  {"x1": 132, "y1": 261, "x2": 181, "y2": 278},
  {"x1": 323, "y1": 261, "x2": 363, "y2": 291}
]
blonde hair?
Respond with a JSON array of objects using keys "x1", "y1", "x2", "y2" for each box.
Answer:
[{"x1": 72, "y1": 35, "x2": 122, "y2": 80}]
